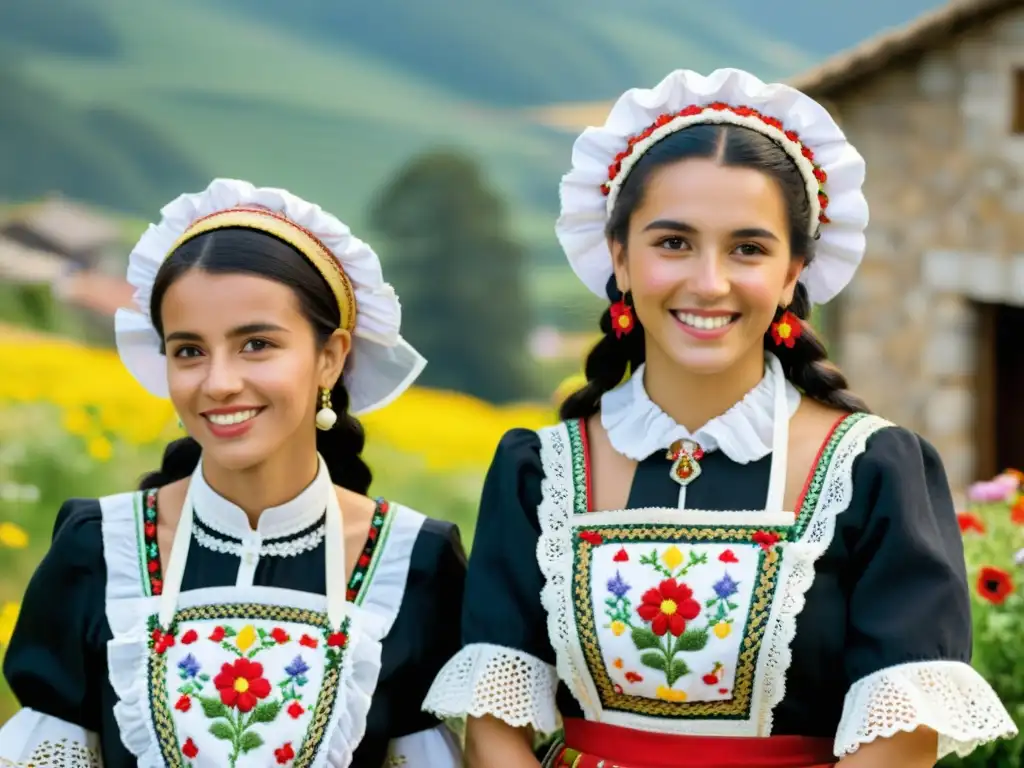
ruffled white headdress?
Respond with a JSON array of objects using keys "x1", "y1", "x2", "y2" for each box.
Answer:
[
  {"x1": 114, "y1": 178, "x2": 426, "y2": 416},
  {"x1": 556, "y1": 68, "x2": 870, "y2": 305}
]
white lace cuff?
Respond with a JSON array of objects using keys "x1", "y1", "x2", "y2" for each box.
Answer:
[
  {"x1": 386, "y1": 724, "x2": 462, "y2": 767},
  {"x1": 0, "y1": 709, "x2": 102, "y2": 766},
  {"x1": 423, "y1": 642, "x2": 560, "y2": 734},
  {"x1": 835, "y1": 660, "x2": 1018, "y2": 759}
]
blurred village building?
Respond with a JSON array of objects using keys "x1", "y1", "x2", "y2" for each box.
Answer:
[{"x1": 531, "y1": 0, "x2": 1024, "y2": 492}]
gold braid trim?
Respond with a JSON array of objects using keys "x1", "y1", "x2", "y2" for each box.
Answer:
[{"x1": 168, "y1": 206, "x2": 357, "y2": 332}]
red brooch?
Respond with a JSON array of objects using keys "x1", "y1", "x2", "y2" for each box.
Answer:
[
  {"x1": 666, "y1": 439, "x2": 704, "y2": 487},
  {"x1": 770, "y1": 311, "x2": 803, "y2": 348}
]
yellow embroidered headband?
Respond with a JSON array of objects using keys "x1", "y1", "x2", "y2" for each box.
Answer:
[{"x1": 168, "y1": 206, "x2": 358, "y2": 332}]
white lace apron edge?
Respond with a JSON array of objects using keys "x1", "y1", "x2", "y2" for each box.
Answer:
[
  {"x1": 0, "y1": 709, "x2": 101, "y2": 765},
  {"x1": 536, "y1": 415, "x2": 897, "y2": 735},
  {"x1": 834, "y1": 659, "x2": 1019, "y2": 759},
  {"x1": 97, "y1": 493, "x2": 427, "y2": 766},
  {"x1": 422, "y1": 642, "x2": 560, "y2": 734}
]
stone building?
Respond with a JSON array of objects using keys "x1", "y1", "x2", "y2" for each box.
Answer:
[{"x1": 791, "y1": 0, "x2": 1024, "y2": 490}]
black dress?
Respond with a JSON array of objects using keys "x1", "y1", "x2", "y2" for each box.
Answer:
[
  {"x1": 2, "y1": 470, "x2": 465, "y2": 767},
  {"x1": 424, "y1": 388, "x2": 1015, "y2": 764}
]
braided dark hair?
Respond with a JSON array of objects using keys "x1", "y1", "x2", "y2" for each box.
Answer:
[
  {"x1": 138, "y1": 228, "x2": 372, "y2": 494},
  {"x1": 560, "y1": 122, "x2": 868, "y2": 421}
]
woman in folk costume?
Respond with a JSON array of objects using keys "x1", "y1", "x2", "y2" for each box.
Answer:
[
  {"x1": 424, "y1": 70, "x2": 1017, "y2": 767},
  {"x1": 0, "y1": 179, "x2": 465, "y2": 767}
]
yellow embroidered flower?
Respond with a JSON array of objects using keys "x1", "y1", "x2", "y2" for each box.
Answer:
[
  {"x1": 236, "y1": 624, "x2": 257, "y2": 652},
  {"x1": 0, "y1": 522, "x2": 29, "y2": 549},
  {"x1": 661, "y1": 545, "x2": 683, "y2": 571},
  {"x1": 656, "y1": 685, "x2": 687, "y2": 702},
  {"x1": 713, "y1": 621, "x2": 732, "y2": 639},
  {"x1": 610, "y1": 620, "x2": 626, "y2": 637}
]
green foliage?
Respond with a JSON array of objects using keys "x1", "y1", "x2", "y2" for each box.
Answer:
[{"x1": 369, "y1": 151, "x2": 534, "y2": 403}]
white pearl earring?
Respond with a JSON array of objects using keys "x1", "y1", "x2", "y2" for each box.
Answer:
[{"x1": 315, "y1": 387, "x2": 338, "y2": 431}]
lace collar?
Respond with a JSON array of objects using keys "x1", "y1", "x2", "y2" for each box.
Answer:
[
  {"x1": 191, "y1": 459, "x2": 330, "y2": 542},
  {"x1": 600, "y1": 353, "x2": 801, "y2": 464}
]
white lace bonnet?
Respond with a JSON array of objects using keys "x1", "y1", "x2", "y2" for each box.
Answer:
[{"x1": 114, "y1": 178, "x2": 425, "y2": 416}]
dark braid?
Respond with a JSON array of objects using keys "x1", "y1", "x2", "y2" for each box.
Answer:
[
  {"x1": 768, "y1": 283, "x2": 868, "y2": 413},
  {"x1": 559, "y1": 276, "x2": 645, "y2": 421},
  {"x1": 559, "y1": 122, "x2": 868, "y2": 418}
]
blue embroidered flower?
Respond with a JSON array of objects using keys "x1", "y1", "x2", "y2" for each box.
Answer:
[
  {"x1": 713, "y1": 574, "x2": 739, "y2": 599},
  {"x1": 607, "y1": 571, "x2": 631, "y2": 599},
  {"x1": 177, "y1": 653, "x2": 200, "y2": 678},
  {"x1": 285, "y1": 656, "x2": 310, "y2": 678}
]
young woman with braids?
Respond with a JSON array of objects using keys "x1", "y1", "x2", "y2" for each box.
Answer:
[
  {"x1": 0, "y1": 180, "x2": 465, "y2": 767},
  {"x1": 425, "y1": 70, "x2": 1015, "y2": 768}
]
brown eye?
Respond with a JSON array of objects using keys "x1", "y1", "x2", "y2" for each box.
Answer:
[{"x1": 735, "y1": 243, "x2": 766, "y2": 256}]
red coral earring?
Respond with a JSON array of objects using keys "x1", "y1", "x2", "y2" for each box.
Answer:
[
  {"x1": 770, "y1": 310, "x2": 803, "y2": 348},
  {"x1": 610, "y1": 298, "x2": 635, "y2": 338}
]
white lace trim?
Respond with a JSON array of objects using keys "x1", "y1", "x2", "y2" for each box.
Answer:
[
  {"x1": 600, "y1": 353, "x2": 800, "y2": 464},
  {"x1": 193, "y1": 523, "x2": 326, "y2": 558},
  {"x1": 536, "y1": 414, "x2": 895, "y2": 736},
  {"x1": 423, "y1": 643, "x2": 560, "y2": 734},
  {"x1": 0, "y1": 709, "x2": 101, "y2": 766},
  {"x1": 835, "y1": 660, "x2": 1019, "y2": 759}
]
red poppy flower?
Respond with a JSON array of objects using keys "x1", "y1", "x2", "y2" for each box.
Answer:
[
  {"x1": 637, "y1": 579, "x2": 701, "y2": 636},
  {"x1": 299, "y1": 634, "x2": 319, "y2": 649},
  {"x1": 956, "y1": 512, "x2": 986, "y2": 534},
  {"x1": 214, "y1": 659, "x2": 272, "y2": 712},
  {"x1": 1012, "y1": 498, "x2": 1024, "y2": 525},
  {"x1": 287, "y1": 701, "x2": 305, "y2": 719},
  {"x1": 610, "y1": 300, "x2": 635, "y2": 339},
  {"x1": 770, "y1": 312, "x2": 803, "y2": 348},
  {"x1": 274, "y1": 742, "x2": 295, "y2": 765},
  {"x1": 182, "y1": 738, "x2": 199, "y2": 759},
  {"x1": 977, "y1": 566, "x2": 1014, "y2": 605},
  {"x1": 181, "y1": 629, "x2": 198, "y2": 645}
]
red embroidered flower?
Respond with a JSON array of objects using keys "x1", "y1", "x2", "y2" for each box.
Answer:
[
  {"x1": 150, "y1": 578, "x2": 163, "y2": 595},
  {"x1": 214, "y1": 658, "x2": 272, "y2": 712},
  {"x1": 327, "y1": 631, "x2": 347, "y2": 648},
  {"x1": 147, "y1": 559, "x2": 159, "y2": 574},
  {"x1": 977, "y1": 566, "x2": 1014, "y2": 605},
  {"x1": 182, "y1": 738, "x2": 199, "y2": 759},
  {"x1": 770, "y1": 311, "x2": 802, "y2": 348},
  {"x1": 144, "y1": 521, "x2": 156, "y2": 538},
  {"x1": 719, "y1": 549, "x2": 739, "y2": 563},
  {"x1": 613, "y1": 548, "x2": 629, "y2": 562},
  {"x1": 358, "y1": 553, "x2": 371, "y2": 568},
  {"x1": 209, "y1": 626, "x2": 226, "y2": 642},
  {"x1": 624, "y1": 671, "x2": 643, "y2": 683},
  {"x1": 636, "y1": 579, "x2": 701, "y2": 636},
  {"x1": 153, "y1": 632, "x2": 175, "y2": 655},
  {"x1": 181, "y1": 629, "x2": 198, "y2": 645},
  {"x1": 579, "y1": 531, "x2": 604, "y2": 546},
  {"x1": 956, "y1": 512, "x2": 986, "y2": 534},
  {"x1": 287, "y1": 700, "x2": 305, "y2": 719},
  {"x1": 1012, "y1": 497, "x2": 1024, "y2": 525},
  {"x1": 752, "y1": 530, "x2": 780, "y2": 551},
  {"x1": 609, "y1": 300, "x2": 635, "y2": 338},
  {"x1": 270, "y1": 627, "x2": 290, "y2": 644},
  {"x1": 274, "y1": 742, "x2": 295, "y2": 765},
  {"x1": 175, "y1": 694, "x2": 192, "y2": 712},
  {"x1": 299, "y1": 634, "x2": 319, "y2": 649}
]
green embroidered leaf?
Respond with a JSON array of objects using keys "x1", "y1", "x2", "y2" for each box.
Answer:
[
  {"x1": 668, "y1": 658, "x2": 690, "y2": 686},
  {"x1": 676, "y1": 628, "x2": 709, "y2": 652},
  {"x1": 208, "y1": 720, "x2": 234, "y2": 740},
  {"x1": 631, "y1": 627, "x2": 661, "y2": 650},
  {"x1": 296, "y1": 675, "x2": 308, "y2": 687},
  {"x1": 640, "y1": 651, "x2": 666, "y2": 672},
  {"x1": 199, "y1": 696, "x2": 230, "y2": 720},
  {"x1": 199, "y1": 673, "x2": 211, "y2": 681},
  {"x1": 726, "y1": 601, "x2": 738, "y2": 611},
  {"x1": 250, "y1": 700, "x2": 281, "y2": 724},
  {"x1": 223, "y1": 627, "x2": 238, "y2": 637},
  {"x1": 705, "y1": 597, "x2": 717, "y2": 607},
  {"x1": 239, "y1": 731, "x2": 263, "y2": 753}
]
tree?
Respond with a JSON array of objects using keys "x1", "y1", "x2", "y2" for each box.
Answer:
[{"x1": 369, "y1": 150, "x2": 532, "y2": 403}]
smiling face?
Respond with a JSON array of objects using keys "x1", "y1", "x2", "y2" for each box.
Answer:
[
  {"x1": 160, "y1": 269, "x2": 348, "y2": 473},
  {"x1": 611, "y1": 156, "x2": 804, "y2": 378}
]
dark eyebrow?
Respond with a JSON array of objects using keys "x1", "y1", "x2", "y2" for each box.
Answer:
[
  {"x1": 642, "y1": 219, "x2": 779, "y2": 242},
  {"x1": 165, "y1": 323, "x2": 289, "y2": 344}
]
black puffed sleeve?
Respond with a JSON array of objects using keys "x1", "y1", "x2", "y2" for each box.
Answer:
[
  {"x1": 3, "y1": 498, "x2": 108, "y2": 731},
  {"x1": 843, "y1": 427, "x2": 971, "y2": 682},
  {"x1": 387, "y1": 517, "x2": 467, "y2": 736},
  {"x1": 462, "y1": 428, "x2": 553, "y2": 663}
]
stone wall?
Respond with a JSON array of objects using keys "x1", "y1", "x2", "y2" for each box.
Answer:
[{"x1": 825, "y1": 7, "x2": 1024, "y2": 492}]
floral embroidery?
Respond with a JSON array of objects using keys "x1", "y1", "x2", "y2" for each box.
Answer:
[
  {"x1": 278, "y1": 655, "x2": 310, "y2": 706},
  {"x1": 639, "y1": 544, "x2": 706, "y2": 578},
  {"x1": 175, "y1": 652, "x2": 210, "y2": 711},
  {"x1": 346, "y1": 498, "x2": 390, "y2": 601},
  {"x1": 274, "y1": 742, "x2": 295, "y2": 764},
  {"x1": 706, "y1": 573, "x2": 740, "y2": 638},
  {"x1": 182, "y1": 738, "x2": 199, "y2": 759},
  {"x1": 141, "y1": 488, "x2": 164, "y2": 596}
]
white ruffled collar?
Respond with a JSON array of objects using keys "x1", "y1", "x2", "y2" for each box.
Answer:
[
  {"x1": 600, "y1": 353, "x2": 800, "y2": 464},
  {"x1": 192, "y1": 459, "x2": 330, "y2": 541}
]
